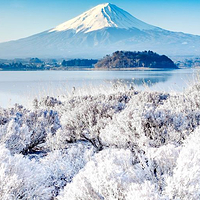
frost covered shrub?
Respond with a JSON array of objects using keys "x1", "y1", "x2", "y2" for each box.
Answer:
[
  {"x1": 56, "y1": 144, "x2": 180, "y2": 200},
  {"x1": 57, "y1": 148, "x2": 157, "y2": 200},
  {"x1": 1, "y1": 82, "x2": 200, "y2": 199},
  {"x1": 142, "y1": 107, "x2": 193, "y2": 147},
  {"x1": 0, "y1": 104, "x2": 61, "y2": 154},
  {"x1": 99, "y1": 92, "x2": 170, "y2": 149},
  {"x1": 1, "y1": 119, "x2": 31, "y2": 154},
  {"x1": 125, "y1": 181, "x2": 164, "y2": 200},
  {"x1": 100, "y1": 90, "x2": 200, "y2": 149},
  {"x1": 33, "y1": 96, "x2": 62, "y2": 109},
  {"x1": 165, "y1": 127, "x2": 200, "y2": 200},
  {"x1": 142, "y1": 93, "x2": 200, "y2": 147},
  {"x1": 146, "y1": 144, "x2": 180, "y2": 178},
  {"x1": 40, "y1": 141, "x2": 95, "y2": 197},
  {"x1": 144, "y1": 144, "x2": 180, "y2": 194},
  {"x1": 185, "y1": 83, "x2": 200, "y2": 108},
  {"x1": 0, "y1": 145, "x2": 52, "y2": 200},
  {"x1": 0, "y1": 141, "x2": 95, "y2": 199},
  {"x1": 54, "y1": 90, "x2": 135, "y2": 150}
]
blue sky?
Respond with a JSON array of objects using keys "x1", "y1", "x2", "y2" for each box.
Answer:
[{"x1": 0, "y1": 0, "x2": 200, "y2": 42}]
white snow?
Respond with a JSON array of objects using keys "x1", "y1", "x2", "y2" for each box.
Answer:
[
  {"x1": 1, "y1": 82, "x2": 200, "y2": 199},
  {"x1": 49, "y1": 3, "x2": 155, "y2": 33}
]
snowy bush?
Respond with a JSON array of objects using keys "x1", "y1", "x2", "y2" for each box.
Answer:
[
  {"x1": 0, "y1": 82, "x2": 200, "y2": 199},
  {"x1": 99, "y1": 92, "x2": 170, "y2": 149},
  {"x1": 57, "y1": 148, "x2": 155, "y2": 200},
  {"x1": 40, "y1": 141, "x2": 95, "y2": 197},
  {"x1": 0, "y1": 105, "x2": 61, "y2": 154},
  {"x1": 54, "y1": 90, "x2": 134, "y2": 150},
  {"x1": 100, "y1": 91, "x2": 200, "y2": 149},
  {"x1": 165, "y1": 127, "x2": 200, "y2": 199},
  {"x1": 0, "y1": 142, "x2": 95, "y2": 199},
  {"x1": 0, "y1": 145, "x2": 52, "y2": 200},
  {"x1": 125, "y1": 181, "x2": 164, "y2": 200}
]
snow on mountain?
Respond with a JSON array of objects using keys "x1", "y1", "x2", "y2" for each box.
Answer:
[
  {"x1": 49, "y1": 3, "x2": 156, "y2": 33},
  {"x1": 0, "y1": 3, "x2": 200, "y2": 58}
]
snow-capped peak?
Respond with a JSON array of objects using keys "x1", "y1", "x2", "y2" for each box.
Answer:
[{"x1": 49, "y1": 3, "x2": 156, "y2": 33}]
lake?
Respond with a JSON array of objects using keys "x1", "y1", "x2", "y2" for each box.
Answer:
[{"x1": 0, "y1": 68, "x2": 199, "y2": 108}]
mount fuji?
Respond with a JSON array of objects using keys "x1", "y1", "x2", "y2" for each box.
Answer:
[{"x1": 1, "y1": 3, "x2": 200, "y2": 58}]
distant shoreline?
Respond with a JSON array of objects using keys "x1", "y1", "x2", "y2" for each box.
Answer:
[
  {"x1": 0, "y1": 67, "x2": 179, "y2": 72},
  {"x1": 92, "y1": 67, "x2": 178, "y2": 71}
]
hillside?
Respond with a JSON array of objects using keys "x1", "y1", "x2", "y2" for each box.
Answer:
[
  {"x1": 0, "y1": 3, "x2": 200, "y2": 58},
  {"x1": 95, "y1": 51, "x2": 178, "y2": 69}
]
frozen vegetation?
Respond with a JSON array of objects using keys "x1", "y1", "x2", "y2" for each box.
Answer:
[{"x1": 0, "y1": 82, "x2": 200, "y2": 199}]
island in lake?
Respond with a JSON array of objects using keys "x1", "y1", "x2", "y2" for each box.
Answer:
[{"x1": 95, "y1": 51, "x2": 178, "y2": 69}]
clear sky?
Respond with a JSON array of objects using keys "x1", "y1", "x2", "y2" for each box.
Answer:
[{"x1": 0, "y1": 0, "x2": 200, "y2": 43}]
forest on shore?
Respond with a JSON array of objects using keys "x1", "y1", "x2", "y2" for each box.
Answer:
[{"x1": 0, "y1": 51, "x2": 182, "y2": 71}]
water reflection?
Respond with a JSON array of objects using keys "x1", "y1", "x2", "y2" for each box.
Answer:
[
  {"x1": 0, "y1": 69, "x2": 198, "y2": 108},
  {"x1": 108, "y1": 71, "x2": 173, "y2": 87}
]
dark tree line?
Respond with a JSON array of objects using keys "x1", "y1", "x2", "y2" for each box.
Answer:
[
  {"x1": 62, "y1": 59, "x2": 98, "y2": 67},
  {"x1": 0, "y1": 58, "x2": 99, "y2": 71},
  {"x1": 0, "y1": 62, "x2": 45, "y2": 71},
  {"x1": 176, "y1": 58, "x2": 200, "y2": 68}
]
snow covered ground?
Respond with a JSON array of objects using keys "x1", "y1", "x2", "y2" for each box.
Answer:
[{"x1": 0, "y1": 82, "x2": 200, "y2": 199}]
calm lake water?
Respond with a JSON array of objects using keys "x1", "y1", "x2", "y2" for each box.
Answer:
[{"x1": 0, "y1": 69, "x2": 199, "y2": 108}]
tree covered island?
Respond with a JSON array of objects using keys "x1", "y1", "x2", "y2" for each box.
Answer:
[{"x1": 95, "y1": 51, "x2": 178, "y2": 69}]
